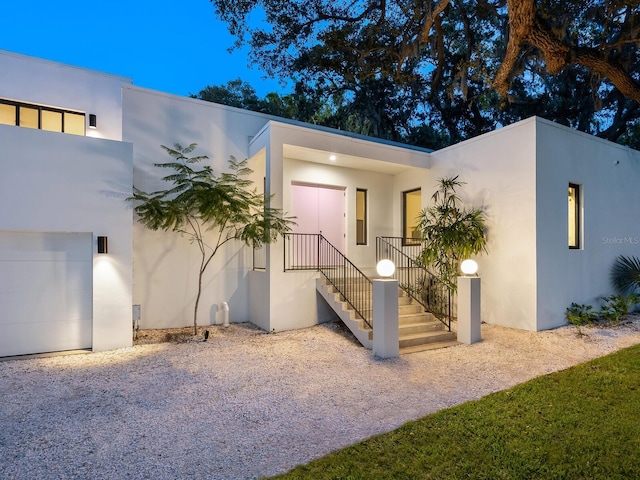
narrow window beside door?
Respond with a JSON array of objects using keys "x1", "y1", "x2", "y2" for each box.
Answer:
[
  {"x1": 568, "y1": 183, "x2": 580, "y2": 249},
  {"x1": 356, "y1": 189, "x2": 367, "y2": 245},
  {"x1": 403, "y1": 188, "x2": 422, "y2": 245}
]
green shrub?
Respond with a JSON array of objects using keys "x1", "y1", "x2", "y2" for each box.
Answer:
[
  {"x1": 599, "y1": 293, "x2": 640, "y2": 325},
  {"x1": 565, "y1": 303, "x2": 597, "y2": 326},
  {"x1": 565, "y1": 303, "x2": 597, "y2": 335}
]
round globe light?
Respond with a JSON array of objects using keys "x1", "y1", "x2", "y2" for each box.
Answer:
[
  {"x1": 460, "y1": 259, "x2": 478, "y2": 275},
  {"x1": 376, "y1": 259, "x2": 395, "y2": 278}
]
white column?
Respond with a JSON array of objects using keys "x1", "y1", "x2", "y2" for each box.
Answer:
[
  {"x1": 457, "y1": 276, "x2": 481, "y2": 344},
  {"x1": 373, "y1": 279, "x2": 399, "y2": 358}
]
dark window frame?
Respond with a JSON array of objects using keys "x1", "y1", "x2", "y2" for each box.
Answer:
[
  {"x1": 0, "y1": 98, "x2": 85, "y2": 135},
  {"x1": 402, "y1": 188, "x2": 422, "y2": 246},
  {"x1": 568, "y1": 183, "x2": 581, "y2": 250},
  {"x1": 356, "y1": 188, "x2": 367, "y2": 245}
]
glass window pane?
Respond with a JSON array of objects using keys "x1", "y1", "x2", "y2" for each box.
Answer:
[
  {"x1": 64, "y1": 112, "x2": 85, "y2": 135},
  {"x1": 0, "y1": 103, "x2": 16, "y2": 125},
  {"x1": 41, "y1": 110, "x2": 63, "y2": 132},
  {"x1": 19, "y1": 106, "x2": 39, "y2": 129},
  {"x1": 356, "y1": 189, "x2": 367, "y2": 245},
  {"x1": 403, "y1": 189, "x2": 422, "y2": 244},
  {"x1": 568, "y1": 184, "x2": 579, "y2": 248}
]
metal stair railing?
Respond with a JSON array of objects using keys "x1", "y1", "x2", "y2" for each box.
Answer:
[
  {"x1": 376, "y1": 236, "x2": 452, "y2": 331},
  {"x1": 284, "y1": 233, "x2": 373, "y2": 330}
]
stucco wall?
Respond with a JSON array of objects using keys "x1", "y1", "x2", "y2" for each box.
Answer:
[
  {"x1": 0, "y1": 124, "x2": 133, "y2": 351},
  {"x1": 535, "y1": 118, "x2": 640, "y2": 329},
  {"x1": 0, "y1": 50, "x2": 130, "y2": 142},
  {"x1": 122, "y1": 87, "x2": 272, "y2": 328},
  {"x1": 430, "y1": 118, "x2": 539, "y2": 330}
]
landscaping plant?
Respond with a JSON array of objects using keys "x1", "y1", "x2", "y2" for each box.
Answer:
[
  {"x1": 129, "y1": 143, "x2": 293, "y2": 334},
  {"x1": 599, "y1": 293, "x2": 640, "y2": 325},
  {"x1": 418, "y1": 176, "x2": 487, "y2": 292},
  {"x1": 611, "y1": 254, "x2": 640, "y2": 294},
  {"x1": 564, "y1": 302, "x2": 597, "y2": 335}
]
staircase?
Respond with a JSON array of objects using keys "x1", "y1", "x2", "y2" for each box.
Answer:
[{"x1": 316, "y1": 277, "x2": 458, "y2": 354}]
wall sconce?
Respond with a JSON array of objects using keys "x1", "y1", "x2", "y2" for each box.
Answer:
[
  {"x1": 97, "y1": 236, "x2": 108, "y2": 254},
  {"x1": 89, "y1": 114, "x2": 97, "y2": 129}
]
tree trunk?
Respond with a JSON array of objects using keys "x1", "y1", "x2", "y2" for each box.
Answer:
[{"x1": 193, "y1": 267, "x2": 204, "y2": 336}]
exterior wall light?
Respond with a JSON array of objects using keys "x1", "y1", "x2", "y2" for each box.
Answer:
[
  {"x1": 329, "y1": 154, "x2": 336, "y2": 161},
  {"x1": 89, "y1": 114, "x2": 97, "y2": 129},
  {"x1": 97, "y1": 236, "x2": 108, "y2": 254},
  {"x1": 376, "y1": 259, "x2": 395, "y2": 277},
  {"x1": 460, "y1": 259, "x2": 478, "y2": 275}
]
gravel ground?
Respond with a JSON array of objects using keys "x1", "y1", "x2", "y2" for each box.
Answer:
[{"x1": 1, "y1": 318, "x2": 640, "y2": 480}]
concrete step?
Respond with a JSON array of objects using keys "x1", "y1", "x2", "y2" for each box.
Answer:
[
  {"x1": 399, "y1": 330, "x2": 457, "y2": 349},
  {"x1": 400, "y1": 340, "x2": 460, "y2": 355},
  {"x1": 399, "y1": 320, "x2": 444, "y2": 335},
  {"x1": 399, "y1": 312, "x2": 437, "y2": 325}
]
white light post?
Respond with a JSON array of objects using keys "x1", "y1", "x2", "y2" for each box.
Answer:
[
  {"x1": 457, "y1": 259, "x2": 481, "y2": 344},
  {"x1": 373, "y1": 259, "x2": 399, "y2": 358}
]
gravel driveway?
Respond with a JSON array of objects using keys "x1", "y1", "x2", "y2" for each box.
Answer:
[{"x1": 2, "y1": 319, "x2": 640, "y2": 479}]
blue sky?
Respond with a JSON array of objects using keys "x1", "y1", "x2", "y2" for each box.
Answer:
[{"x1": 0, "y1": 0, "x2": 285, "y2": 97}]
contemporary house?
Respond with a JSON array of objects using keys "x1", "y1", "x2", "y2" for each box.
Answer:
[{"x1": 2, "y1": 49, "x2": 639, "y2": 357}]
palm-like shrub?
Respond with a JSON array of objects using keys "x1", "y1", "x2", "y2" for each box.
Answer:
[{"x1": 611, "y1": 255, "x2": 640, "y2": 294}]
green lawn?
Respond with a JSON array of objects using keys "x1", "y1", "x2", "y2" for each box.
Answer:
[{"x1": 271, "y1": 344, "x2": 640, "y2": 480}]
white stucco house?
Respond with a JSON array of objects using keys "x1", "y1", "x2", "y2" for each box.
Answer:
[{"x1": 2, "y1": 49, "x2": 639, "y2": 357}]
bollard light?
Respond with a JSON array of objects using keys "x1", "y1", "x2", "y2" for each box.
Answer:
[
  {"x1": 376, "y1": 259, "x2": 395, "y2": 277},
  {"x1": 460, "y1": 259, "x2": 478, "y2": 275}
]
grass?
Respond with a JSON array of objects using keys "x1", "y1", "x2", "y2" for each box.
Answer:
[{"x1": 271, "y1": 344, "x2": 640, "y2": 480}]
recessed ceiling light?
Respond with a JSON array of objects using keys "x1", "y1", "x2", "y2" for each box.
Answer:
[{"x1": 329, "y1": 155, "x2": 337, "y2": 161}]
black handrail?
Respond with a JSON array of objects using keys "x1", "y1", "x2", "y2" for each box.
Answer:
[
  {"x1": 376, "y1": 236, "x2": 451, "y2": 331},
  {"x1": 285, "y1": 233, "x2": 373, "y2": 330}
]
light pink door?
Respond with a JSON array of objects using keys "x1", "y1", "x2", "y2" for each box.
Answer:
[{"x1": 291, "y1": 183, "x2": 345, "y2": 252}]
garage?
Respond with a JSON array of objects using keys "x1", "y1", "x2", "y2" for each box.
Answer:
[{"x1": 0, "y1": 231, "x2": 93, "y2": 357}]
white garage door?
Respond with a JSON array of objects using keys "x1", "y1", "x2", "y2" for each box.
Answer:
[{"x1": 0, "y1": 231, "x2": 92, "y2": 357}]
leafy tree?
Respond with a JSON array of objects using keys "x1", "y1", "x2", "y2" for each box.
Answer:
[
  {"x1": 128, "y1": 143, "x2": 293, "y2": 334},
  {"x1": 418, "y1": 176, "x2": 488, "y2": 291},
  {"x1": 211, "y1": 0, "x2": 640, "y2": 147}
]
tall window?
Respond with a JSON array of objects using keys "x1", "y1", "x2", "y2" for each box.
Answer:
[
  {"x1": 0, "y1": 99, "x2": 85, "y2": 136},
  {"x1": 356, "y1": 189, "x2": 367, "y2": 245},
  {"x1": 403, "y1": 188, "x2": 422, "y2": 245},
  {"x1": 568, "y1": 183, "x2": 580, "y2": 249}
]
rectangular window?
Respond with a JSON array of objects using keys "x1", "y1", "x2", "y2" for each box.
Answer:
[
  {"x1": 568, "y1": 183, "x2": 580, "y2": 249},
  {"x1": 403, "y1": 188, "x2": 422, "y2": 245},
  {"x1": 41, "y1": 110, "x2": 63, "y2": 132},
  {"x1": 0, "y1": 103, "x2": 16, "y2": 125},
  {"x1": 356, "y1": 189, "x2": 367, "y2": 245},
  {"x1": 19, "y1": 106, "x2": 39, "y2": 129},
  {"x1": 0, "y1": 99, "x2": 85, "y2": 135},
  {"x1": 64, "y1": 112, "x2": 85, "y2": 136}
]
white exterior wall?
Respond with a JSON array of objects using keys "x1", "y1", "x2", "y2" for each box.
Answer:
[
  {"x1": 0, "y1": 50, "x2": 130, "y2": 142},
  {"x1": 535, "y1": 118, "x2": 640, "y2": 329},
  {"x1": 0, "y1": 124, "x2": 133, "y2": 351},
  {"x1": 122, "y1": 87, "x2": 272, "y2": 328},
  {"x1": 430, "y1": 118, "x2": 539, "y2": 330}
]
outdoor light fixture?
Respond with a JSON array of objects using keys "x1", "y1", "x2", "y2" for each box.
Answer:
[
  {"x1": 460, "y1": 259, "x2": 478, "y2": 275},
  {"x1": 329, "y1": 154, "x2": 337, "y2": 161},
  {"x1": 97, "y1": 236, "x2": 108, "y2": 254},
  {"x1": 89, "y1": 114, "x2": 97, "y2": 129},
  {"x1": 376, "y1": 259, "x2": 395, "y2": 277}
]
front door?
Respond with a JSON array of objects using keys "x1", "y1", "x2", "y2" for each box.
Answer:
[{"x1": 291, "y1": 183, "x2": 345, "y2": 252}]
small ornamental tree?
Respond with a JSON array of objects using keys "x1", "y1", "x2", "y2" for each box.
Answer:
[
  {"x1": 128, "y1": 143, "x2": 293, "y2": 335},
  {"x1": 418, "y1": 176, "x2": 488, "y2": 292}
]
